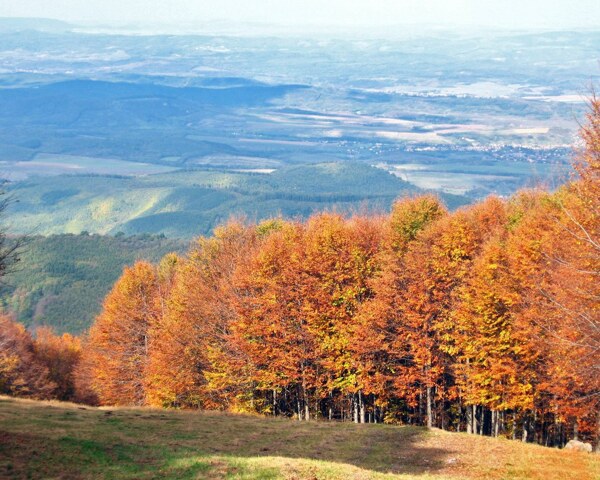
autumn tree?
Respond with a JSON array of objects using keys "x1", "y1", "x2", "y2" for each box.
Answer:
[
  {"x1": 0, "y1": 315, "x2": 54, "y2": 398},
  {"x1": 34, "y1": 327, "x2": 82, "y2": 401},
  {"x1": 146, "y1": 221, "x2": 261, "y2": 409},
  {"x1": 393, "y1": 197, "x2": 508, "y2": 428},
  {"x1": 81, "y1": 261, "x2": 160, "y2": 405},
  {"x1": 222, "y1": 220, "x2": 319, "y2": 417},
  {"x1": 452, "y1": 234, "x2": 540, "y2": 437},
  {"x1": 528, "y1": 96, "x2": 600, "y2": 446},
  {"x1": 351, "y1": 196, "x2": 447, "y2": 423},
  {"x1": 557, "y1": 96, "x2": 599, "y2": 441}
]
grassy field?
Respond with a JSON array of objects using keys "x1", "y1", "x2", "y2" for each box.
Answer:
[{"x1": 0, "y1": 396, "x2": 597, "y2": 480}]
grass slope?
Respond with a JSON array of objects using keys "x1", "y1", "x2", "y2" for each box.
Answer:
[
  {"x1": 0, "y1": 234, "x2": 187, "y2": 334},
  {"x1": 0, "y1": 396, "x2": 597, "y2": 480}
]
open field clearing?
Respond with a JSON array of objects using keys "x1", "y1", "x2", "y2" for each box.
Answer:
[{"x1": 0, "y1": 396, "x2": 597, "y2": 480}]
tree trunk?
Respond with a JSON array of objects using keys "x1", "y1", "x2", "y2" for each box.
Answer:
[
  {"x1": 302, "y1": 374, "x2": 309, "y2": 421},
  {"x1": 425, "y1": 387, "x2": 433, "y2": 428},
  {"x1": 511, "y1": 413, "x2": 516, "y2": 440},
  {"x1": 478, "y1": 407, "x2": 484, "y2": 435},
  {"x1": 493, "y1": 410, "x2": 500, "y2": 437},
  {"x1": 466, "y1": 405, "x2": 473, "y2": 434},
  {"x1": 359, "y1": 390, "x2": 366, "y2": 424}
]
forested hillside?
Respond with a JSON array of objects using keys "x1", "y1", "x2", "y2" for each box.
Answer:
[
  {"x1": 6, "y1": 163, "x2": 461, "y2": 238},
  {"x1": 0, "y1": 98, "x2": 598, "y2": 454},
  {"x1": 0, "y1": 233, "x2": 187, "y2": 333}
]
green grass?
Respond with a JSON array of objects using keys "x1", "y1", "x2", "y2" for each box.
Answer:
[{"x1": 0, "y1": 396, "x2": 597, "y2": 480}]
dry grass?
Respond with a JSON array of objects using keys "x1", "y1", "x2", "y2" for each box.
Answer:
[{"x1": 0, "y1": 395, "x2": 597, "y2": 480}]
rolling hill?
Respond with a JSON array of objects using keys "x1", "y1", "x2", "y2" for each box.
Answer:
[
  {"x1": 1, "y1": 163, "x2": 467, "y2": 335},
  {"x1": 6, "y1": 163, "x2": 462, "y2": 239},
  {"x1": 0, "y1": 79, "x2": 307, "y2": 164}
]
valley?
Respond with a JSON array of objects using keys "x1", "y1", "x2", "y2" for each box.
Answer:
[{"x1": 1, "y1": 24, "x2": 596, "y2": 238}]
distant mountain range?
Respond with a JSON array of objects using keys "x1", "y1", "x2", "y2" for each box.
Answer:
[{"x1": 0, "y1": 17, "x2": 73, "y2": 32}]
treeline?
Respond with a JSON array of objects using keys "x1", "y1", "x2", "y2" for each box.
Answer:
[{"x1": 1, "y1": 101, "x2": 598, "y2": 450}]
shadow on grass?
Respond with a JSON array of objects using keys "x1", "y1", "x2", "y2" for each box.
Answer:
[
  {"x1": 194, "y1": 424, "x2": 453, "y2": 476},
  {"x1": 164, "y1": 425, "x2": 455, "y2": 478},
  {"x1": 0, "y1": 398, "x2": 457, "y2": 479},
  {"x1": 1, "y1": 427, "x2": 453, "y2": 479}
]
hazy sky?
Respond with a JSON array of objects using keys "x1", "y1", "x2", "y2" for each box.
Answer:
[{"x1": 1, "y1": 0, "x2": 599, "y2": 31}]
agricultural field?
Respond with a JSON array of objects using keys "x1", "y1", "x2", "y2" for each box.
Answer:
[{"x1": 1, "y1": 25, "x2": 595, "y2": 238}]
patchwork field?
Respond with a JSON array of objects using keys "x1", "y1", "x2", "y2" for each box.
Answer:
[
  {"x1": 1, "y1": 29, "x2": 592, "y2": 240},
  {"x1": 1, "y1": 154, "x2": 177, "y2": 181},
  {"x1": 0, "y1": 396, "x2": 597, "y2": 480}
]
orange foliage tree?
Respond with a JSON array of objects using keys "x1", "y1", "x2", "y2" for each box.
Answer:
[
  {"x1": 0, "y1": 315, "x2": 54, "y2": 398},
  {"x1": 34, "y1": 327, "x2": 82, "y2": 401},
  {"x1": 80, "y1": 261, "x2": 160, "y2": 406},
  {"x1": 63, "y1": 96, "x2": 599, "y2": 449},
  {"x1": 146, "y1": 221, "x2": 260, "y2": 409}
]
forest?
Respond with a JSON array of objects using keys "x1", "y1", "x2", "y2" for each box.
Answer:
[
  {"x1": 0, "y1": 233, "x2": 187, "y2": 334},
  {"x1": 0, "y1": 99, "x2": 598, "y2": 451}
]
